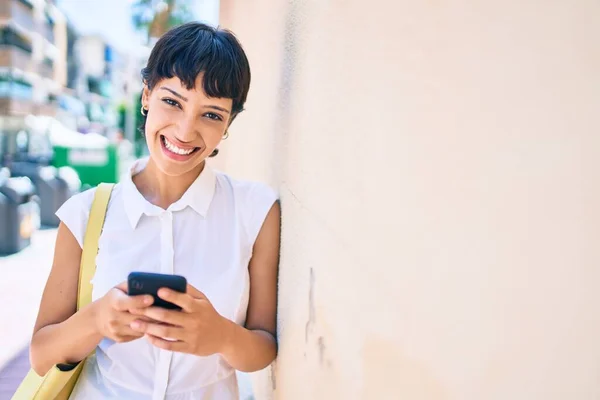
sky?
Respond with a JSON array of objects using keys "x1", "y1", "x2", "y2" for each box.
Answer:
[{"x1": 57, "y1": 0, "x2": 220, "y2": 55}]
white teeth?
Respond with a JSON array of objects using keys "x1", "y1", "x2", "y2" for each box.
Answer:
[{"x1": 164, "y1": 137, "x2": 194, "y2": 155}]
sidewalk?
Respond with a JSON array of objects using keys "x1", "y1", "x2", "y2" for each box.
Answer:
[
  {"x1": 0, "y1": 228, "x2": 57, "y2": 399},
  {"x1": 0, "y1": 347, "x2": 29, "y2": 398}
]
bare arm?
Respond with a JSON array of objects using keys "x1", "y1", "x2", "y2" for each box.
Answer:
[
  {"x1": 30, "y1": 223, "x2": 154, "y2": 376},
  {"x1": 220, "y1": 201, "x2": 281, "y2": 372},
  {"x1": 29, "y1": 223, "x2": 103, "y2": 375}
]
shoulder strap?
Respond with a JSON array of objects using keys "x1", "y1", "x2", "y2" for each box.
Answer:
[{"x1": 77, "y1": 183, "x2": 114, "y2": 310}]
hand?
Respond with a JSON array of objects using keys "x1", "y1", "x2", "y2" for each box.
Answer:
[
  {"x1": 129, "y1": 284, "x2": 232, "y2": 356},
  {"x1": 93, "y1": 281, "x2": 155, "y2": 343}
]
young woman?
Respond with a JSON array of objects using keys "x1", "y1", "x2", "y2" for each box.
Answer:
[{"x1": 29, "y1": 22, "x2": 280, "y2": 399}]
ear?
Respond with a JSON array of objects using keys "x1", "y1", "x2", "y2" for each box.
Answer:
[{"x1": 142, "y1": 85, "x2": 151, "y2": 108}]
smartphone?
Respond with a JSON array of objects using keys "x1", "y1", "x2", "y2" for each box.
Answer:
[{"x1": 127, "y1": 272, "x2": 187, "y2": 310}]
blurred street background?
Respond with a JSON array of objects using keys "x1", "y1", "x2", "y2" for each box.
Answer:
[
  {"x1": 0, "y1": 229, "x2": 55, "y2": 398},
  {"x1": 0, "y1": 0, "x2": 253, "y2": 398}
]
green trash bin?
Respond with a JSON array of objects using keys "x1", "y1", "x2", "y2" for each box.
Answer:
[
  {"x1": 23, "y1": 116, "x2": 127, "y2": 187},
  {"x1": 52, "y1": 143, "x2": 119, "y2": 187}
]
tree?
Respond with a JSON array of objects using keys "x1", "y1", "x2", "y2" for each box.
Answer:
[{"x1": 131, "y1": 0, "x2": 194, "y2": 44}]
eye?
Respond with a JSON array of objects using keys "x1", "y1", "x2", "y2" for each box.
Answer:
[
  {"x1": 162, "y1": 98, "x2": 181, "y2": 109},
  {"x1": 205, "y1": 112, "x2": 223, "y2": 121}
]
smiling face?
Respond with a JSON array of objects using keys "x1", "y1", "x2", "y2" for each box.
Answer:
[{"x1": 141, "y1": 73, "x2": 233, "y2": 177}]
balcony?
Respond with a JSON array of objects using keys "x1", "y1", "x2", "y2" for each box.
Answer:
[
  {"x1": 0, "y1": 26, "x2": 33, "y2": 55},
  {"x1": 0, "y1": 45, "x2": 33, "y2": 72},
  {"x1": 40, "y1": 21, "x2": 53, "y2": 43},
  {"x1": 38, "y1": 57, "x2": 52, "y2": 79},
  {"x1": 0, "y1": 95, "x2": 57, "y2": 118},
  {"x1": 0, "y1": 1, "x2": 56, "y2": 49},
  {"x1": 0, "y1": 0, "x2": 36, "y2": 33},
  {"x1": 34, "y1": 100, "x2": 57, "y2": 117},
  {"x1": 42, "y1": 9, "x2": 54, "y2": 43},
  {"x1": 0, "y1": 97, "x2": 33, "y2": 116}
]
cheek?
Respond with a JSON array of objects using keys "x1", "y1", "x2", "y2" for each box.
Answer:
[
  {"x1": 143, "y1": 115, "x2": 158, "y2": 141},
  {"x1": 205, "y1": 133, "x2": 223, "y2": 149},
  {"x1": 199, "y1": 122, "x2": 226, "y2": 148},
  {"x1": 144, "y1": 108, "x2": 169, "y2": 137}
]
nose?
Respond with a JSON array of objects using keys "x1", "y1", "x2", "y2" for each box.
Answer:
[{"x1": 176, "y1": 117, "x2": 198, "y2": 142}]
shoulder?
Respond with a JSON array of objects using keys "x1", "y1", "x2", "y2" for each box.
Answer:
[
  {"x1": 59, "y1": 183, "x2": 122, "y2": 214},
  {"x1": 58, "y1": 186, "x2": 97, "y2": 216},
  {"x1": 213, "y1": 171, "x2": 279, "y2": 244},
  {"x1": 55, "y1": 183, "x2": 122, "y2": 248},
  {"x1": 214, "y1": 170, "x2": 278, "y2": 205}
]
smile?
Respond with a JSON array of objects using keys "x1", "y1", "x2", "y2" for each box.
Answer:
[{"x1": 160, "y1": 135, "x2": 200, "y2": 158}]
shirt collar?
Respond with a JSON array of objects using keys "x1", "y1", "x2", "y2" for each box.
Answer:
[{"x1": 122, "y1": 158, "x2": 217, "y2": 229}]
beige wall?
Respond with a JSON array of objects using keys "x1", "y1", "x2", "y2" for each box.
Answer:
[{"x1": 217, "y1": 1, "x2": 600, "y2": 399}]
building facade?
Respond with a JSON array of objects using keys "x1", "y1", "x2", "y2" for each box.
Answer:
[{"x1": 0, "y1": 0, "x2": 66, "y2": 124}]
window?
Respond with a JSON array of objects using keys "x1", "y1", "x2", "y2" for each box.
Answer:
[
  {"x1": 45, "y1": 12, "x2": 55, "y2": 28},
  {"x1": 0, "y1": 27, "x2": 32, "y2": 53},
  {"x1": 16, "y1": 0, "x2": 34, "y2": 11}
]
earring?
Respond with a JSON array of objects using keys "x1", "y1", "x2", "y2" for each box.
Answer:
[
  {"x1": 223, "y1": 131, "x2": 229, "y2": 140},
  {"x1": 140, "y1": 105, "x2": 148, "y2": 116}
]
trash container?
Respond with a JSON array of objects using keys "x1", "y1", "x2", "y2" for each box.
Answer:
[
  {"x1": 8, "y1": 162, "x2": 81, "y2": 227},
  {"x1": 0, "y1": 168, "x2": 40, "y2": 255},
  {"x1": 52, "y1": 143, "x2": 118, "y2": 186},
  {"x1": 0, "y1": 167, "x2": 7, "y2": 186}
]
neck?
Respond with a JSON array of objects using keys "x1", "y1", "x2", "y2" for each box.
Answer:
[{"x1": 133, "y1": 158, "x2": 205, "y2": 210}]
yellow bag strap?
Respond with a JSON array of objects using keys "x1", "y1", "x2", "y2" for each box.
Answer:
[{"x1": 77, "y1": 183, "x2": 114, "y2": 310}]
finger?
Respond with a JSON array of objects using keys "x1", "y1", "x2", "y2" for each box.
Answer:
[
  {"x1": 130, "y1": 320, "x2": 185, "y2": 341},
  {"x1": 108, "y1": 319, "x2": 146, "y2": 340},
  {"x1": 113, "y1": 329, "x2": 145, "y2": 341},
  {"x1": 115, "y1": 281, "x2": 128, "y2": 293},
  {"x1": 185, "y1": 284, "x2": 207, "y2": 300},
  {"x1": 113, "y1": 291, "x2": 154, "y2": 312},
  {"x1": 145, "y1": 333, "x2": 187, "y2": 352},
  {"x1": 114, "y1": 335, "x2": 145, "y2": 343},
  {"x1": 129, "y1": 308, "x2": 162, "y2": 323},
  {"x1": 110, "y1": 313, "x2": 151, "y2": 337},
  {"x1": 123, "y1": 310, "x2": 157, "y2": 324},
  {"x1": 157, "y1": 288, "x2": 195, "y2": 312},
  {"x1": 110, "y1": 289, "x2": 131, "y2": 311},
  {"x1": 137, "y1": 306, "x2": 188, "y2": 326}
]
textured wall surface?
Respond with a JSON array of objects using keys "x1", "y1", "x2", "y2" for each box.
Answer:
[{"x1": 217, "y1": 1, "x2": 600, "y2": 399}]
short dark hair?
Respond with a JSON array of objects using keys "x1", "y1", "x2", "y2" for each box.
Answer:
[{"x1": 140, "y1": 22, "x2": 251, "y2": 123}]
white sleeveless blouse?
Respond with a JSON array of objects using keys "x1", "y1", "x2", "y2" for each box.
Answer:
[{"x1": 56, "y1": 158, "x2": 278, "y2": 400}]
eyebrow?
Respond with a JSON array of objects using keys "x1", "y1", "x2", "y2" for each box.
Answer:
[
  {"x1": 206, "y1": 105, "x2": 230, "y2": 114},
  {"x1": 160, "y1": 86, "x2": 188, "y2": 102},
  {"x1": 159, "y1": 86, "x2": 231, "y2": 114}
]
